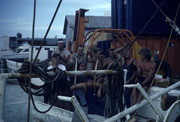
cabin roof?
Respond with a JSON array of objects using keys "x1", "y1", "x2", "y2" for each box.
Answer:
[{"x1": 63, "y1": 15, "x2": 111, "y2": 34}]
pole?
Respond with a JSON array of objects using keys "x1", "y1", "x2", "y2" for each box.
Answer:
[
  {"x1": 0, "y1": 70, "x2": 116, "y2": 79},
  {"x1": 0, "y1": 77, "x2": 6, "y2": 122}
]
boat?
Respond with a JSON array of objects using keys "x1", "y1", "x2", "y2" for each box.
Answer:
[{"x1": 1, "y1": 42, "x2": 30, "y2": 62}]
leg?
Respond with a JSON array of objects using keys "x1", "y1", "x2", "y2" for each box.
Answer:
[
  {"x1": 132, "y1": 88, "x2": 138, "y2": 105},
  {"x1": 124, "y1": 88, "x2": 132, "y2": 108},
  {"x1": 137, "y1": 86, "x2": 148, "y2": 103}
]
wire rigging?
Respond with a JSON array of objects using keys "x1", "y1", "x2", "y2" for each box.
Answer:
[
  {"x1": 33, "y1": 0, "x2": 63, "y2": 64},
  {"x1": 27, "y1": 0, "x2": 36, "y2": 121},
  {"x1": 150, "y1": 0, "x2": 180, "y2": 89}
]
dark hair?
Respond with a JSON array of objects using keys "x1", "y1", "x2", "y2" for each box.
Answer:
[
  {"x1": 57, "y1": 38, "x2": 64, "y2": 42},
  {"x1": 78, "y1": 44, "x2": 84, "y2": 48},
  {"x1": 77, "y1": 61, "x2": 87, "y2": 70},
  {"x1": 139, "y1": 47, "x2": 152, "y2": 60},
  {"x1": 78, "y1": 60, "x2": 87, "y2": 66},
  {"x1": 57, "y1": 38, "x2": 66, "y2": 47}
]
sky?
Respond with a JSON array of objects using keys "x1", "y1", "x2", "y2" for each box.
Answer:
[{"x1": 0, "y1": 0, "x2": 111, "y2": 38}]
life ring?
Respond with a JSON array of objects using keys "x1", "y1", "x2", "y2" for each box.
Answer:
[{"x1": 163, "y1": 100, "x2": 180, "y2": 122}]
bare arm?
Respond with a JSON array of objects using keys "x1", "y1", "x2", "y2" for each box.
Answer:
[
  {"x1": 126, "y1": 60, "x2": 137, "y2": 84},
  {"x1": 92, "y1": 82, "x2": 103, "y2": 98},
  {"x1": 70, "y1": 82, "x2": 86, "y2": 90}
]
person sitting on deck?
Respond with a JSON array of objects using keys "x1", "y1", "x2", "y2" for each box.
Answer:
[
  {"x1": 85, "y1": 76, "x2": 105, "y2": 116},
  {"x1": 44, "y1": 53, "x2": 66, "y2": 103},
  {"x1": 70, "y1": 74, "x2": 105, "y2": 116},
  {"x1": 132, "y1": 47, "x2": 156, "y2": 105},
  {"x1": 44, "y1": 53, "x2": 73, "y2": 111},
  {"x1": 70, "y1": 61, "x2": 88, "y2": 107},
  {"x1": 47, "y1": 53, "x2": 66, "y2": 71}
]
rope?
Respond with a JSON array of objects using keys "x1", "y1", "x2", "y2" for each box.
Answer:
[
  {"x1": 27, "y1": 0, "x2": 36, "y2": 121},
  {"x1": 33, "y1": 0, "x2": 63, "y2": 64},
  {"x1": 17, "y1": 61, "x2": 67, "y2": 113},
  {"x1": 149, "y1": 1, "x2": 180, "y2": 89},
  {"x1": 104, "y1": 62, "x2": 124, "y2": 118},
  {"x1": 31, "y1": 93, "x2": 53, "y2": 113}
]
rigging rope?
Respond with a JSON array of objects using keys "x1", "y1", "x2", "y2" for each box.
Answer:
[
  {"x1": 17, "y1": 61, "x2": 67, "y2": 113},
  {"x1": 105, "y1": 62, "x2": 124, "y2": 118},
  {"x1": 149, "y1": 1, "x2": 180, "y2": 89},
  {"x1": 27, "y1": 0, "x2": 36, "y2": 121},
  {"x1": 25, "y1": 0, "x2": 63, "y2": 115},
  {"x1": 33, "y1": 0, "x2": 63, "y2": 64}
]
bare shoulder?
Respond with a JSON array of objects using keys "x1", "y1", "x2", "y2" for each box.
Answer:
[{"x1": 136, "y1": 60, "x2": 142, "y2": 66}]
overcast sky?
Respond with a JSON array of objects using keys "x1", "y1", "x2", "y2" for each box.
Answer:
[{"x1": 0, "y1": 0, "x2": 111, "y2": 38}]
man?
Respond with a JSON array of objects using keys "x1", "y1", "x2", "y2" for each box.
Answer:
[
  {"x1": 68, "y1": 45, "x2": 86, "y2": 69},
  {"x1": 132, "y1": 47, "x2": 156, "y2": 104},
  {"x1": 89, "y1": 48, "x2": 107, "y2": 70},
  {"x1": 122, "y1": 49, "x2": 137, "y2": 108},
  {"x1": 52, "y1": 39, "x2": 71, "y2": 65},
  {"x1": 44, "y1": 53, "x2": 66, "y2": 104},
  {"x1": 106, "y1": 48, "x2": 123, "y2": 67},
  {"x1": 70, "y1": 61, "x2": 88, "y2": 106},
  {"x1": 47, "y1": 53, "x2": 66, "y2": 71}
]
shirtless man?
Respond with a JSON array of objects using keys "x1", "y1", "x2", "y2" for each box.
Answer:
[
  {"x1": 132, "y1": 47, "x2": 156, "y2": 105},
  {"x1": 52, "y1": 39, "x2": 71, "y2": 65}
]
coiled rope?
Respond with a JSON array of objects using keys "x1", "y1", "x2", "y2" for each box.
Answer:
[
  {"x1": 104, "y1": 62, "x2": 124, "y2": 118},
  {"x1": 17, "y1": 61, "x2": 67, "y2": 113}
]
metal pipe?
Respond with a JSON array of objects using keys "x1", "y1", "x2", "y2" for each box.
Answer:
[
  {"x1": 0, "y1": 77, "x2": 6, "y2": 122},
  {"x1": 0, "y1": 70, "x2": 116, "y2": 78},
  {"x1": 66, "y1": 70, "x2": 116, "y2": 76},
  {"x1": 105, "y1": 81, "x2": 180, "y2": 122},
  {"x1": 136, "y1": 83, "x2": 164, "y2": 120},
  {"x1": 58, "y1": 95, "x2": 89, "y2": 122}
]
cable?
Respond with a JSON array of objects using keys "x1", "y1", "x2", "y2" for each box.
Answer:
[
  {"x1": 27, "y1": 0, "x2": 36, "y2": 121},
  {"x1": 33, "y1": 0, "x2": 63, "y2": 64},
  {"x1": 149, "y1": 1, "x2": 180, "y2": 89}
]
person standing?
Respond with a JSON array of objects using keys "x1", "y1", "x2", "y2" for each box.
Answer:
[
  {"x1": 122, "y1": 49, "x2": 137, "y2": 108},
  {"x1": 52, "y1": 39, "x2": 71, "y2": 66},
  {"x1": 68, "y1": 45, "x2": 86, "y2": 70},
  {"x1": 132, "y1": 47, "x2": 156, "y2": 105}
]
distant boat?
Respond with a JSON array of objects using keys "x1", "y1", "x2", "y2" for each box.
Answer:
[
  {"x1": 5, "y1": 59, "x2": 22, "y2": 72},
  {"x1": 1, "y1": 42, "x2": 30, "y2": 62}
]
